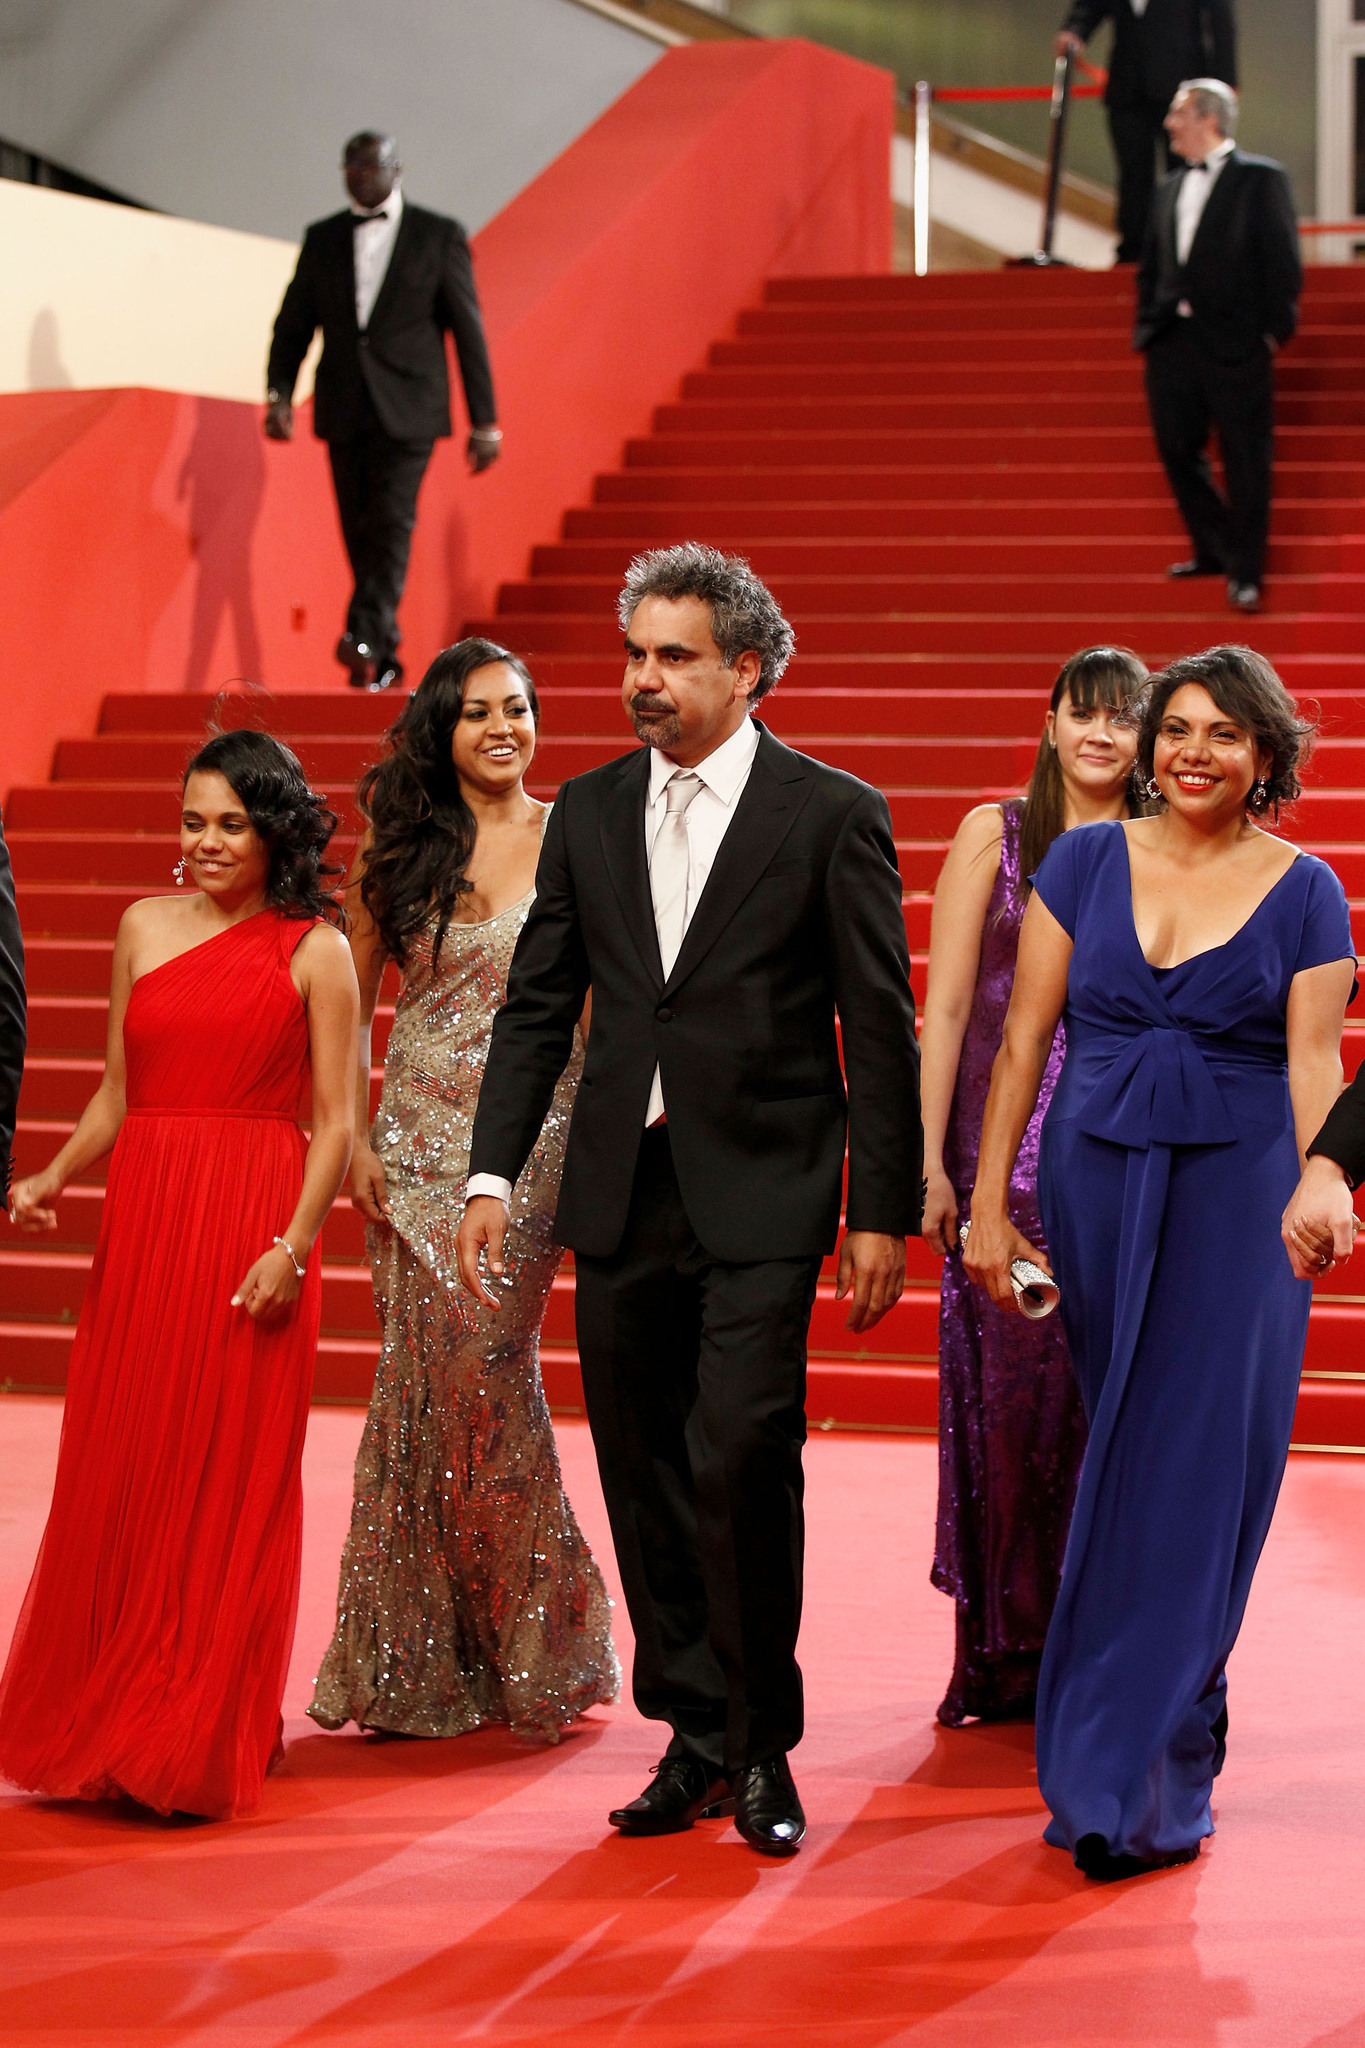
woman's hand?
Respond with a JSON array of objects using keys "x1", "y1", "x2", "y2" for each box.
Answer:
[
  {"x1": 231, "y1": 1242, "x2": 304, "y2": 1322},
  {"x1": 961, "y1": 1207, "x2": 1052, "y2": 1311},
  {"x1": 350, "y1": 1140, "x2": 391, "y2": 1224},
  {"x1": 8, "y1": 1169, "x2": 63, "y2": 1233},
  {"x1": 921, "y1": 1167, "x2": 959, "y2": 1257},
  {"x1": 1282, "y1": 1155, "x2": 1360, "y2": 1281}
]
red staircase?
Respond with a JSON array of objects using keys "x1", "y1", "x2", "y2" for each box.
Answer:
[{"x1": 6, "y1": 266, "x2": 1365, "y2": 1446}]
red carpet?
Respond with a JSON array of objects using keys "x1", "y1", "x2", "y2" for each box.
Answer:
[{"x1": 3, "y1": 1399, "x2": 1365, "y2": 2045}]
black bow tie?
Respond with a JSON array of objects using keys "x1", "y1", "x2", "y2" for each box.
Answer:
[
  {"x1": 1185, "y1": 160, "x2": 1209, "y2": 174},
  {"x1": 352, "y1": 209, "x2": 389, "y2": 225}
]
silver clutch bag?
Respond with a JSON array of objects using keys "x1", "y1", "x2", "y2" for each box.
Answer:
[{"x1": 958, "y1": 1223, "x2": 1060, "y2": 1320}]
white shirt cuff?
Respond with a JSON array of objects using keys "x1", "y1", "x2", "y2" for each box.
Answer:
[{"x1": 466, "y1": 1173, "x2": 512, "y2": 1206}]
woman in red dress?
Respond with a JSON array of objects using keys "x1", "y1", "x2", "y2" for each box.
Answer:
[{"x1": 0, "y1": 730, "x2": 358, "y2": 1819}]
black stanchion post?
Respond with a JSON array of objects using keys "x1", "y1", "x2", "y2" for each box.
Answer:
[{"x1": 1006, "y1": 47, "x2": 1074, "y2": 268}]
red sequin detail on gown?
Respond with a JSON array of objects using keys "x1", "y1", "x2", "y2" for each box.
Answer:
[{"x1": 0, "y1": 911, "x2": 320, "y2": 1818}]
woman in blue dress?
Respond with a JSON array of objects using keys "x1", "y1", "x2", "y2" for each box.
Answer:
[{"x1": 964, "y1": 645, "x2": 1356, "y2": 1880}]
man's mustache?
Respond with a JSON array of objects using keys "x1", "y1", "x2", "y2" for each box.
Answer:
[{"x1": 628, "y1": 695, "x2": 679, "y2": 718}]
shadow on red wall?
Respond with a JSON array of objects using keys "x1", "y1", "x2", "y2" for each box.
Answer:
[{"x1": 0, "y1": 38, "x2": 892, "y2": 796}]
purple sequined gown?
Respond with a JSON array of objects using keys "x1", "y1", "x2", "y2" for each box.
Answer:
[{"x1": 933, "y1": 801, "x2": 1087, "y2": 1725}]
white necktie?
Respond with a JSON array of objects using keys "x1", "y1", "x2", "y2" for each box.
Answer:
[{"x1": 650, "y1": 772, "x2": 702, "y2": 976}]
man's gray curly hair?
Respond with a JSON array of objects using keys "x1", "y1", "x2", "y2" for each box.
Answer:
[
  {"x1": 1175, "y1": 78, "x2": 1238, "y2": 136},
  {"x1": 616, "y1": 543, "x2": 795, "y2": 702}
]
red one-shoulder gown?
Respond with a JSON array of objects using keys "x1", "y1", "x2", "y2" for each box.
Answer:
[{"x1": 0, "y1": 911, "x2": 321, "y2": 1818}]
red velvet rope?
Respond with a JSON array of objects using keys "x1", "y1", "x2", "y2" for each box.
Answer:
[{"x1": 932, "y1": 84, "x2": 1104, "y2": 101}]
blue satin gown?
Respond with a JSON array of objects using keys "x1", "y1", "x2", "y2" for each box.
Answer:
[{"x1": 1031, "y1": 822, "x2": 1355, "y2": 1864}]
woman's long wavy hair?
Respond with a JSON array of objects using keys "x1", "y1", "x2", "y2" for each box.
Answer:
[
  {"x1": 1018, "y1": 645, "x2": 1152, "y2": 890},
  {"x1": 183, "y1": 728, "x2": 343, "y2": 923},
  {"x1": 357, "y1": 638, "x2": 539, "y2": 968}
]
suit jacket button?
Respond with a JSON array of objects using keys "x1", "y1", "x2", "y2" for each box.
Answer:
[{"x1": 656, "y1": 1005, "x2": 673, "y2": 1022}]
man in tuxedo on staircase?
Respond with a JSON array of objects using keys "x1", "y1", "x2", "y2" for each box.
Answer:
[
  {"x1": 1056, "y1": 0, "x2": 1236, "y2": 265},
  {"x1": 1135, "y1": 79, "x2": 1301, "y2": 614},
  {"x1": 265, "y1": 132, "x2": 500, "y2": 691},
  {"x1": 456, "y1": 544, "x2": 922, "y2": 1857}
]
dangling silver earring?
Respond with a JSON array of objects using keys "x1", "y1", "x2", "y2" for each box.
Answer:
[
  {"x1": 1145, "y1": 777, "x2": 1162, "y2": 800},
  {"x1": 173, "y1": 858, "x2": 187, "y2": 886},
  {"x1": 1251, "y1": 778, "x2": 1268, "y2": 808}
]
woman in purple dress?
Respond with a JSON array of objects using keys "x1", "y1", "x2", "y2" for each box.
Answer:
[{"x1": 920, "y1": 647, "x2": 1146, "y2": 1725}]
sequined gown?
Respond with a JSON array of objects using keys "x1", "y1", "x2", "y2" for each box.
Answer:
[
  {"x1": 309, "y1": 856, "x2": 619, "y2": 1740},
  {"x1": 933, "y1": 801, "x2": 1088, "y2": 1725}
]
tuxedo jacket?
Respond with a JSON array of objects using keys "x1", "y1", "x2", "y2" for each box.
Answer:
[
  {"x1": 1134, "y1": 150, "x2": 1302, "y2": 363},
  {"x1": 468, "y1": 725, "x2": 923, "y2": 1263},
  {"x1": 0, "y1": 818, "x2": 25, "y2": 1208},
  {"x1": 267, "y1": 203, "x2": 495, "y2": 444},
  {"x1": 1062, "y1": 0, "x2": 1236, "y2": 110}
]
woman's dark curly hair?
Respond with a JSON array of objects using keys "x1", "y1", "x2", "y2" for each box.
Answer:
[
  {"x1": 182, "y1": 728, "x2": 344, "y2": 923},
  {"x1": 357, "y1": 637, "x2": 539, "y2": 968},
  {"x1": 1135, "y1": 644, "x2": 1315, "y2": 818}
]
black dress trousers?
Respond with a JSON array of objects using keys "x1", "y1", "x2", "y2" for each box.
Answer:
[
  {"x1": 573, "y1": 1128, "x2": 822, "y2": 1777},
  {"x1": 1144, "y1": 321, "x2": 1275, "y2": 585},
  {"x1": 327, "y1": 381, "x2": 434, "y2": 663},
  {"x1": 1108, "y1": 103, "x2": 1178, "y2": 264}
]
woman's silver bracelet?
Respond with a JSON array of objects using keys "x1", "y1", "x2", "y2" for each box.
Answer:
[{"x1": 272, "y1": 1236, "x2": 306, "y2": 1280}]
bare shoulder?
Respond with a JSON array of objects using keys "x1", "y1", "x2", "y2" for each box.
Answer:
[
  {"x1": 295, "y1": 920, "x2": 356, "y2": 980},
  {"x1": 952, "y1": 803, "x2": 1006, "y2": 858},
  {"x1": 115, "y1": 894, "x2": 202, "y2": 953}
]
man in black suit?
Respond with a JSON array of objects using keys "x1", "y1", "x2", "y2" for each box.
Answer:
[
  {"x1": 455, "y1": 545, "x2": 922, "y2": 1856},
  {"x1": 0, "y1": 815, "x2": 26, "y2": 1209},
  {"x1": 265, "y1": 132, "x2": 499, "y2": 691},
  {"x1": 1134, "y1": 80, "x2": 1301, "y2": 613},
  {"x1": 1056, "y1": 0, "x2": 1237, "y2": 263}
]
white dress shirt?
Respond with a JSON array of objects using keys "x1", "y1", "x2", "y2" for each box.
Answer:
[
  {"x1": 352, "y1": 182, "x2": 403, "y2": 331},
  {"x1": 1175, "y1": 135, "x2": 1234, "y2": 270},
  {"x1": 642, "y1": 715, "x2": 760, "y2": 1125},
  {"x1": 466, "y1": 716, "x2": 761, "y2": 1208}
]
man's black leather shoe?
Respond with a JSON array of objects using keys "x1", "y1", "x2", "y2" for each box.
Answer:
[
  {"x1": 1228, "y1": 579, "x2": 1261, "y2": 612},
  {"x1": 336, "y1": 633, "x2": 377, "y2": 688},
  {"x1": 608, "y1": 1756, "x2": 733, "y2": 1836},
  {"x1": 1167, "y1": 558, "x2": 1222, "y2": 579},
  {"x1": 732, "y1": 1756, "x2": 806, "y2": 1857}
]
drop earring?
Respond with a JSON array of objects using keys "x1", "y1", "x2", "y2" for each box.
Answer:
[
  {"x1": 1145, "y1": 778, "x2": 1162, "y2": 800},
  {"x1": 173, "y1": 858, "x2": 187, "y2": 886},
  {"x1": 1252, "y1": 778, "x2": 1268, "y2": 808}
]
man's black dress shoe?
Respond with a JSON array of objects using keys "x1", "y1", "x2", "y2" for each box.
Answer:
[
  {"x1": 732, "y1": 1756, "x2": 806, "y2": 1857},
  {"x1": 608, "y1": 1755, "x2": 733, "y2": 1836},
  {"x1": 1167, "y1": 558, "x2": 1223, "y2": 579},
  {"x1": 336, "y1": 633, "x2": 377, "y2": 688},
  {"x1": 372, "y1": 656, "x2": 403, "y2": 692},
  {"x1": 1228, "y1": 580, "x2": 1261, "y2": 612},
  {"x1": 1075, "y1": 1832, "x2": 1200, "y2": 1882}
]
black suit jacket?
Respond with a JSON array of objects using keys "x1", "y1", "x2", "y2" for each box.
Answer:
[
  {"x1": 1309, "y1": 1075, "x2": 1365, "y2": 1189},
  {"x1": 1134, "y1": 150, "x2": 1302, "y2": 362},
  {"x1": 469, "y1": 726, "x2": 923, "y2": 1262},
  {"x1": 1062, "y1": 0, "x2": 1236, "y2": 109},
  {"x1": 0, "y1": 817, "x2": 26, "y2": 1209},
  {"x1": 267, "y1": 201, "x2": 496, "y2": 443}
]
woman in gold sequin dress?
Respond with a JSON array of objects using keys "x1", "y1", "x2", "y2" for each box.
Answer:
[{"x1": 309, "y1": 639, "x2": 618, "y2": 1741}]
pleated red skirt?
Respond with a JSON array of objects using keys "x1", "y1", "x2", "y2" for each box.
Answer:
[{"x1": 0, "y1": 912, "x2": 321, "y2": 1818}]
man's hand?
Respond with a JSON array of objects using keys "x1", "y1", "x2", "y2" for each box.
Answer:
[
  {"x1": 456, "y1": 1193, "x2": 509, "y2": 1308},
  {"x1": 264, "y1": 399, "x2": 294, "y2": 442},
  {"x1": 1053, "y1": 29, "x2": 1083, "y2": 58},
  {"x1": 467, "y1": 426, "x2": 502, "y2": 475},
  {"x1": 1282, "y1": 1154, "x2": 1360, "y2": 1280},
  {"x1": 835, "y1": 1230, "x2": 906, "y2": 1334}
]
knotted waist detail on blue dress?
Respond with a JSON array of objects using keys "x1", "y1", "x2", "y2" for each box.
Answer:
[{"x1": 1069, "y1": 1023, "x2": 1285, "y2": 1151}]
